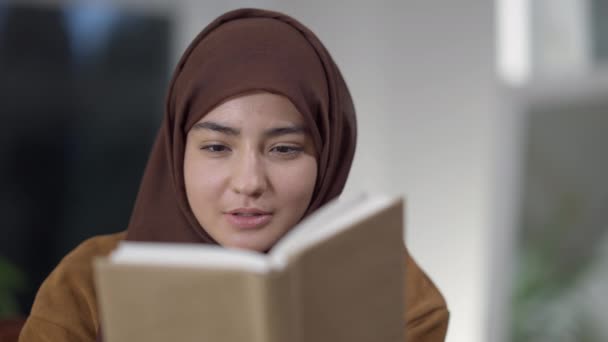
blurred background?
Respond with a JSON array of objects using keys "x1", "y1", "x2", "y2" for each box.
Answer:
[{"x1": 1, "y1": 0, "x2": 607, "y2": 341}]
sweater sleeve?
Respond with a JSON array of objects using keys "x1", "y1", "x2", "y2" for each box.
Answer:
[
  {"x1": 404, "y1": 250, "x2": 449, "y2": 341},
  {"x1": 18, "y1": 232, "x2": 125, "y2": 342}
]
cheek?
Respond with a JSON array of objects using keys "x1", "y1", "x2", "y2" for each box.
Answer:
[
  {"x1": 270, "y1": 156, "x2": 318, "y2": 209},
  {"x1": 183, "y1": 151, "x2": 226, "y2": 208}
]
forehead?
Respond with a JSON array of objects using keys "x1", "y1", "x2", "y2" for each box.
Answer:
[{"x1": 200, "y1": 92, "x2": 305, "y2": 125}]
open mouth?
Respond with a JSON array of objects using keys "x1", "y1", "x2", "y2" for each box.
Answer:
[{"x1": 225, "y1": 209, "x2": 273, "y2": 229}]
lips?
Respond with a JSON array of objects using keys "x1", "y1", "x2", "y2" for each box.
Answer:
[{"x1": 224, "y1": 208, "x2": 273, "y2": 230}]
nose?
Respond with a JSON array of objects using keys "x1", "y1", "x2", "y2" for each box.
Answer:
[{"x1": 231, "y1": 150, "x2": 267, "y2": 197}]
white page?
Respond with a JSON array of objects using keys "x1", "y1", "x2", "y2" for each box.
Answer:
[
  {"x1": 269, "y1": 193, "x2": 398, "y2": 267},
  {"x1": 110, "y1": 241, "x2": 271, "y2": 273}
]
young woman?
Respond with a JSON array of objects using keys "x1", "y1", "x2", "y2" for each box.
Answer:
[{"x1": 19, "y1": 8, "x2": 448, "y2": 342}]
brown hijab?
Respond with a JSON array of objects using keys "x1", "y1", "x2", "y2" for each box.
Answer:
[{"x1": 125, "y1": 8, "x2": 357, "y2": 245}]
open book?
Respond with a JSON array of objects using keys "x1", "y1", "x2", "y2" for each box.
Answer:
[{"x1": 94, "y1": 194, "x2": 406, "y2": 342}]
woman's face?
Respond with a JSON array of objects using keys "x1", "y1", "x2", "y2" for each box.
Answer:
[{"x1": 184, "y1": 92, "x2": 318, "y2": 252}]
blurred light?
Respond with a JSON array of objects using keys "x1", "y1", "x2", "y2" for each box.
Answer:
[
  {"x1": 497, "y1": 0, "x2": 530, "y2": 85},
  {"x1": 63, "y1": 3, "x2": 121, "y2": 65}
]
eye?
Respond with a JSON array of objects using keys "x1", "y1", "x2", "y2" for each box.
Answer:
[
  {"x1": 200, "y1": 144, "x2": 231, "y2": 154},
  {"x1": 269, "y1": 145, "x2": 303, "y2": 157}
]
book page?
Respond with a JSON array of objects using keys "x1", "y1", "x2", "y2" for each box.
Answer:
[
  {"x1": 95, "y1": 261, "x2": 287, "y2": 342},
  {"x1": 292, "y1": 199, "x2": 405, "y2": 342},
  {"x1": 110, "y1": 241, "x2": 271, "y2": 273},
  {"x1": 269, "y1": 193, "x2": 397, "y2": 266}
]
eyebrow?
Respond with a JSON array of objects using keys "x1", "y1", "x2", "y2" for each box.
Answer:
[
  {"x1": 264, "y1": 125, "x2": 308, "y2": 138},
  {"x1": 191, "y1": 121, "x2": 240, "y2": 135},
  {"x1": 191, "y1": 121, "x2": 308, "y2": 137}
]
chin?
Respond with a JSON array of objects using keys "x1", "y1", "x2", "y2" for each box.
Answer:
[
  {"x1": 220, "y1": 237, "x2": 265, "y2": 252},
  {"x1": 228, "y1": 234, "x2": 281, "y2": 253}
]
